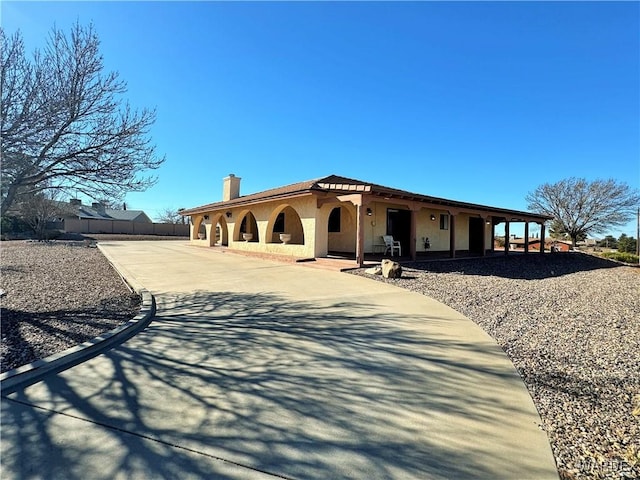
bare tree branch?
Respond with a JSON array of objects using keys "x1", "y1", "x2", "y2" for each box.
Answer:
[
  {"x1": 156, "y1": 207, "x2": 187, "y2": 224},
  {"x1": 526, "y1": 178, "x2": 640, "y2": 247},
  {"x1": 1, "y1": 22, "x2": 164, "y2": 214}
]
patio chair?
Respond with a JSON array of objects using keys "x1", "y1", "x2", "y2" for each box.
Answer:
[{"x1": 382, "y1": 235, "x2": 402, "y2": 257}]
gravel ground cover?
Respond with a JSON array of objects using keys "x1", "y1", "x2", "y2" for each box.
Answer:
[
  {"x1": 2, "y1": 240, "x2": 637, "y2": 479},
  {"x1": 352, "y1": 253, "x2": 639, "y2": 480},
  {"x1": 1, "y1": 241, "x2": 140, "y2": 373}
]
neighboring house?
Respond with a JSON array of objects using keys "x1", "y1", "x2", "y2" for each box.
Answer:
[
  {"x1": 508, "y1": 237, "x2": 542, "y2": 251},
  {"x1": 548, "y1": 240, "x2": 572, "y2": 252},
  {"x1": 60, "y1": 199, "x2": 152, "y2": 223},
  {"x1": 56, "y1": 199, "x2": 166, "y2": 235},
  {"x1": 509, "y1": 238, "x2": 572, "y2": 252},
  {"x1": 181, "y1": 174, "x2": 552, "y2": 266}
]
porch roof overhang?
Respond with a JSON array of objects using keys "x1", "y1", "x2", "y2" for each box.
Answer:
[{"x1": 180, "y1": 174, "x2": 552, "y2": 224}]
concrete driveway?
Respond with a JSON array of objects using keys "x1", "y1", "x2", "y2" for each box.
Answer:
[{"x1": 1, "y1": 241, "x2": 558, "y2": 479}]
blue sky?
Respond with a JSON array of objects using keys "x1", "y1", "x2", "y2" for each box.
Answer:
[{"x1": 3, "y1": 1, "x2": 639, "y2": 236}]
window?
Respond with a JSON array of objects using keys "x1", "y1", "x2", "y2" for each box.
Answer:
[
  {"x1": 328, "y1": 207, "x2": 341, "y2": 232},
  {"x1": 274, "y1": 212, "x2": 285, "y2": 233},
  {"x1": 440, "y1": 214, "x2": 449, "y2": 230}
]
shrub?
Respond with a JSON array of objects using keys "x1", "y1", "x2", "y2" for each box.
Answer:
[
  {"x1": 43, "y1": 229, "x2": 62, "y2": 240},
  {"x1": 601, "y1": 251, "x2": 639, "y2": 264},
  {"x1": 1, "y1": 215, "x2": 31, "y2": 234}
]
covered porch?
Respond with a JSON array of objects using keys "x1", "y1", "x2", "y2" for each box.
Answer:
[{"x1": 180, "y1": 175, "x2": 551, "y2": 267}]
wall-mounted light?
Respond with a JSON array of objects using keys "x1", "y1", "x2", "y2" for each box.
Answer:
[
  {"x1": 486, "y1": 219, "x2": 491, "y2": 225},
  {"x1": 203, "y1": 215, "x2": 209, "y2": 220},
  {"x1": 366, "y1": 207, "x2": 373, "y2": 216},
  {"x1": 430, "y1": 214, "x2": 436, "y2": 221},
  {"x1": 226, "y1": 211, "x2": 232, "y2": 218}
]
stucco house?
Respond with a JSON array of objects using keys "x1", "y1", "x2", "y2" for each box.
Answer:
[
  {"x1": 181, "y1": 174, "x2": 551, "y2": 266},
  {"x1": 509, "y1": 237, "x2": 573, "y2": 252},
  {"x1": 61, "y1": 199, "x2": 152, "y2": 223},
  {"x1": 53, "y1": 199, "x2": 166, "y2": 235}
]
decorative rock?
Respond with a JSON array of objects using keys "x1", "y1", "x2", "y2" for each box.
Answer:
[
  {"x1": 365, "y1": 266, "x2": 382, "y2": 275},
  {"x1": 381, "y1": 259, "x2": 402, "y2": 278}
]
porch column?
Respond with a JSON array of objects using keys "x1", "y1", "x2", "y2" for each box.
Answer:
[
  {"x1": 540, "y1": 223, "x2": 546, "y2": 254},
  {"x1": 481, "y1": 217, "x2": 487, "y2": 256},
  {"x1": 504, "y1": 221, "x2": 510, "y2": 255},
  {"x1": 524, "y1": 222, "x2": 529, "y2": 253},
  {"x1": 410, "y1": 209, "x2": 417, "y2": 261},
  {"x1": 490, "y1": 219, "x2": 495, "y2": 253},
  {"x1": 356, "y1": 203, "x2": 365, "y2": 267},
  {"x1": 449, "y1": 213, "x2": 456, "y2": 258}
]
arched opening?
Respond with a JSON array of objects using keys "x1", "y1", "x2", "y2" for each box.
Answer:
[
  {"x1": 327, "y1": 205, "x2": 356, "y2": 254},
  {"x1": 192, "y1": 215, "x2": 206, "y2": 240},
  {"x1": 267, "y1": 205, "x2": 305, "y2": 244},
  {"x1": 236, "y1": 211, "x2": 259, "y2": 242},
  {"x1": 213, "y1": 214, "x2": 229, "y2": 246}
]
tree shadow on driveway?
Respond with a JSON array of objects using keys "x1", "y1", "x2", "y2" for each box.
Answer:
[{"x1": 2, "y1": 290, "x2": 556, "y2": 480}]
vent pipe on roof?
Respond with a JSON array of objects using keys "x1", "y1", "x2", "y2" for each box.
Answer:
[{"x1": 223, "y1": 174, "x2": 241, "y2": 202}]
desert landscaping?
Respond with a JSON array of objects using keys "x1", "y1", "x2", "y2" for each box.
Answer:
[
  {"x1": 1, "y1": 241, "x2": 638, "y2": 479},
  {"x1": 352, "y1": 253, "x2": 639, "y2": 479}
]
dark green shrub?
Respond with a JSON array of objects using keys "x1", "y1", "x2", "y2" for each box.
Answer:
[
  {"x1": 601, "y1": 251, "x2": 639, "y2": 264},
  {"x1": 1, "y1": 215, "x2": 31, "y2": 234},
  {"x1": 617, "y1": 234, "x2": 638, "y2": 254},
  {"x1": 43, "y1": 229, "x2": 62, "y2": 240}
]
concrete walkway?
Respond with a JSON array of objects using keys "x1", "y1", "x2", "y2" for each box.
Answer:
[{"x1": 1, "y1": 241, "x2": 558, "y2": 480}]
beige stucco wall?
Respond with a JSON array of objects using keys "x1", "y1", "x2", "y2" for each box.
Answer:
[
  {"x1": 455, "y1": 214, "x2": 469, "y2": 251},
  {"x1": 190, "y1": 196, "x2": 321, "y2": 258},
  {"x1": 364, "y1": 201, "x2": 393, "y2": 252},
  {"x1": 327, "y1": 205, "x2": 357, "y2": 253},
  {"x1": 189, "y1": 195, "x2": 496, "y2": 258},
  {"x1": 366, "y1": 202, "x2": 456, "y2": 253},
  {"x1": 416, "y1": 209, "x2": 450, "y2": 252}
]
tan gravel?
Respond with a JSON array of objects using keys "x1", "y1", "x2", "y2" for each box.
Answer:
[
  {"x1": 2, "y1": 241, "x2": 637, "y2": 479},
  {"x1": 351, "y1": 253, "x2": 640, "y2": 480},
  {"x1": 0, "y1": 241, "x2": 140, "y2": 372}
]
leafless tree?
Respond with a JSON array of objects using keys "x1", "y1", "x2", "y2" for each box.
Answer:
[
  {"x1": 156, "y1": 207, "x2": 186, "y2": 224},
  {"x1": 97, "y1": 197, "x2": 125, "y2": 210},
  {"x1": 526, "y1": 178, "x2": 640, "y2": 247},
  {"x1": 1, "y1": 22, "x2": 164, "y2": 214},
  {"x1": 17, "y1": 189, "x2": 64, "y2": 240}
]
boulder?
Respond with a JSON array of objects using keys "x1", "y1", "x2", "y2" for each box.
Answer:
[
  {"x1": 381, "y1": 259, "x2": 402, "y2": 279},
  {"x1": 365, "y1": 266, "x2": 382, "y2": 275}
]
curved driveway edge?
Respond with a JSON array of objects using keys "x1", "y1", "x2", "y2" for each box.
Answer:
[
  {"x1": 2, "y1": 241, "x2": 558, "y2": 480},
  {"x1": 0, "y1": 277, "x2": 155, "y2": 397}
]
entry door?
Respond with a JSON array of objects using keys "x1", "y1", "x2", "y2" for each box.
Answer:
[
  {"x1": 469, "y1": 217, "x2": 485, "y2": 254},
  {"x1": 386, "y1": 209, "x2": 411, "y2": 255}
]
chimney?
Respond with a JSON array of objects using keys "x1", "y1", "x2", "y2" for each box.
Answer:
[
  {"x1": 223, "y1": 174, "x2": 241, "y2": 201},
  {"x1": 70, "y1": 198, "x2": 81, "y2": 206},
  {"x1": 92, "y1": 202, "x2": 106, "y2": 214},
  {"x1": 123, "y1": 202, "x2": 127, "y2": 211}
]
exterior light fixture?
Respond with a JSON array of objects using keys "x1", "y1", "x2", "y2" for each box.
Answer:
[
  {"x1": 486, "y1": 219, "x2": 491, "y2": 225},
  {"x1": 203, "y1": 215, "x2": 209, "y2": 220},
  {"x1": 226, "y1": 211, "x2": 232, "y2": 218},
  {"x1": 366, "y1": 208, "x2": 373, "y2": 216},
  {"x1": 430, "y1": 214, "x2": 436, "y2": 221}
]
